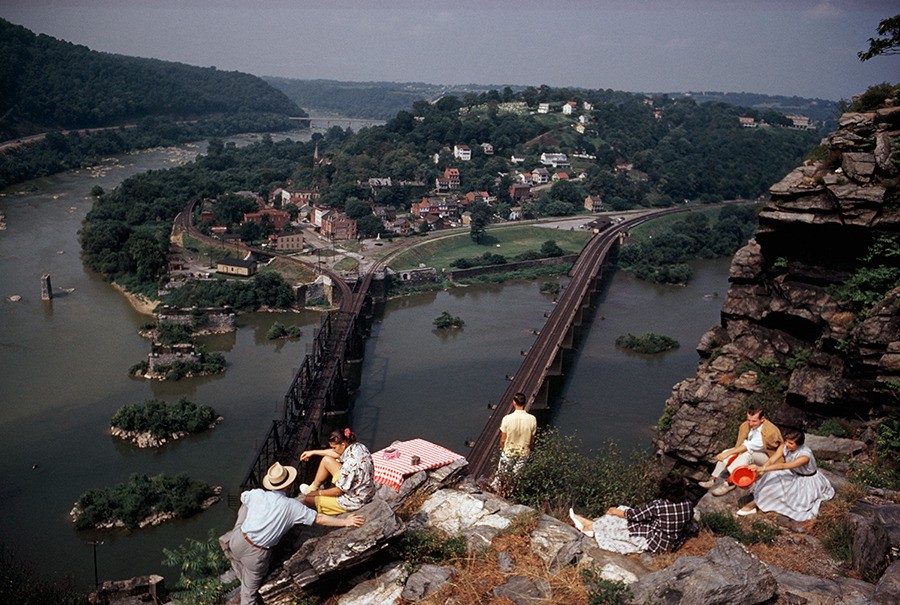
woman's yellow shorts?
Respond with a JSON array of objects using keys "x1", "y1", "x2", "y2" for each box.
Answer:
[{"x1": 314, "y1": 471, "x2": 347, "y2": 515}]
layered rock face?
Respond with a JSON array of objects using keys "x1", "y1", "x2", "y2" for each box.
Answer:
[{"x1": 657, "y1": 106, "x2": 900, "y2": 474}]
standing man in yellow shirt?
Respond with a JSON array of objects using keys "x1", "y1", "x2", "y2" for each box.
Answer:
[{"x1": 492, "y1": 392, "x2": 537, "y2": 491}]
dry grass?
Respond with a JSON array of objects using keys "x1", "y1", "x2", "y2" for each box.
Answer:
[
  {"x1": 649, "y1": 517, "x2": 849, "y2": 580},
  {"x1": 409, "y1": 512, "x2": 591, "y2": 605},
  {"x1": 395, "y1": 488, "x2": 433, "y2": 521}
]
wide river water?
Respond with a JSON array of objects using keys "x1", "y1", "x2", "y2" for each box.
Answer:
[{"x1": 0, "y1": 133, "x2": 730, "y2": 589}]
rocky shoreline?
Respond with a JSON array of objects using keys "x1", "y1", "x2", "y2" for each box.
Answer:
[
  {"x1": 109, "y1": 416, "x2": 223, "y2": 448},
  {"x1": 71, "y1": 485, "x2": 222, "y2": 531}
]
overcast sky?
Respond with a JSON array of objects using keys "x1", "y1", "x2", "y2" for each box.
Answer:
[{"x1": 2, "y1": 0, "x2": 897, "y2": 101}]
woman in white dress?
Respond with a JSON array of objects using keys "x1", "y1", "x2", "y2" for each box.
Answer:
[
  {"x1": 737, "y1": 429, "x2": 834, "y2": 521},
  {"x1": 569, "y1": 473, "x2": 694, "y2": 554}
]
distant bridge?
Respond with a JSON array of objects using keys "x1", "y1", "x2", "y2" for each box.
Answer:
[
  {"x1": 289, "y1": 116, "x2": 386, "y2": 128},
  {"x1": 465, "y1": 207, "x2": 693, "y2": 480}
]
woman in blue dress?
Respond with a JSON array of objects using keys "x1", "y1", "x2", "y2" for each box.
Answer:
[{"x1": 737, "y1": 429, "x2": 834, "y2": 521}]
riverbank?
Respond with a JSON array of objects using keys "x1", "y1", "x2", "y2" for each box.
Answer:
[
  {"x1": 110, "y1": 416, "x2": 224, "y2": 448},
  {"x1": 111, "y1": 282, "x2": 158, "y2": 316}
]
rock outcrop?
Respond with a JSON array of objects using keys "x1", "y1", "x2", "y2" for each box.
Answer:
[
  {"x1": 657, "y1": 106, "x2": 900, "y2": 475},
  {"x1": 627, "y1": 537, "x2": 777, "y2": 605}
]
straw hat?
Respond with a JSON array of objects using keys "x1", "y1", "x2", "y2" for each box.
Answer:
[{"x1": 262, "y1": 461, "x2": 298, "y2": 491}]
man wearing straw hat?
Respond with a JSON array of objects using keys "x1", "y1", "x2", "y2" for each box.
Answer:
[{"x1": 221, "y1": 461, "x2": 364, "y2": 604}]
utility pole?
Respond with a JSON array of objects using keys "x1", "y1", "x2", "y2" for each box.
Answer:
[{"x1": 87, "y1": 540, "x2": 103, "y2": 588}]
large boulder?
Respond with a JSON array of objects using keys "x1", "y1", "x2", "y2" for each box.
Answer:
[
  {"x1": 88, "y1": 575, "x2": 166, "y2": 605},
  {"x1": 409, "y1": 487, "x2": 532, "y2": 552},
  {"x1": 845, "y1": 508, "x2": 890, "y2": 581},
  {"x1": 491, "y1": 575, "x2": 552, "y2": 605},
  {"x1": 875, "y1": 560, "x2": 900, "y2": 605},
  {"x1": 804, "y1": 434, "x2": 866, "y2": 461},
  {"x1": 400, "y1": 563, "x2": 456, "y2": 602},
  {"x1": 769, "y1": 565, "x2": 875, "y2": 605},
  {"x1": 259, "y1": 497, "x2": 405, "y2": 603},
  {"x1": 626, "y1": 538, "x2": 777, "y2": 605},
  {"x1": 335, "y1": 563, "x2": 404, "y2": 605},
  {"x1": 529, "y1": 513, "x2": 583, "y2": 571}
]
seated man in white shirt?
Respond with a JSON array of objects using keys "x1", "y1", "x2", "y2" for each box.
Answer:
[
  {"x1": 220, "y1": 462, "x2": 364, "y2": 604},
  {"x1": 699, "y1": 406, "x2": 784, "y2": 496}
]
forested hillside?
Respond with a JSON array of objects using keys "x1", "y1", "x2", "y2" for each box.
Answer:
[
  {"x1": 297, "y1": 87, "x2": 820, "y2": 213},
  {"x1": 265, "y1": 77, "x2": 838, "y2": 132},
  {"x1": 0, "y1": 19, "x2": 302, "y2": 140},
  {"x1": 80, "y1": 85, "x2": 821, "y2": 295},
  {"x1": 264, "y1": 77, "x2": 517, "y2": 120}
]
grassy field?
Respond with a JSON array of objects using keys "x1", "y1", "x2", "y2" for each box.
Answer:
[
  {"x1": 628, "y1": 205, "x2": 745, "y2": 241},
  {"x1": 333, "y1": 256, "x2": 360, "y2": 272},
  {"x1": 259, "y1": 257, "x2": 318, "y2": 283},
  {"x1": 389, "y1": 225, "x2": 591, "y2": 270}
]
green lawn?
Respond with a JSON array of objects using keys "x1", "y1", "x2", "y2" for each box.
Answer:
[
  {"x1": 389, "y1": 225, "x2": 590, "y2": 270},
  {"x1": 628, "y1": 206, "x2": 720, "y2": 240}
]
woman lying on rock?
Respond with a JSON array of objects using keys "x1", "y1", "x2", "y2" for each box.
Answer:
[
  {"x1": 298, "y1": 428, "x2": 376, "y2": 515},
  {"x1": 737, "y1": 429, "x2": 834, "y2": 520},
  {"x1": 569, "y1": 473, "x2": 694, "y2": 554}
]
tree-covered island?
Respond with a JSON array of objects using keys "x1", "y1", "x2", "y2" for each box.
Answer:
[
  {"x1": 71, "y1": 473, "x2": 220, "y2": 531},
  {"x1": 110, "y1": 397, "x2": 221, "y2": 448},
  {"x1": 615, "y1": 332, "x2": 680, "y2": 354}
]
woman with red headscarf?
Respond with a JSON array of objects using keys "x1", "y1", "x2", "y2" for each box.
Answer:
[{"x1": 299, "y1": 428, "x2": 375, "y2": 515}]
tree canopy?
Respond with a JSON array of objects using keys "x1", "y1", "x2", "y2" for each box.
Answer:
[
  {"x1": 0, "y1": 18, "x2": 302, "y2": 140},
  {"x1": 858, "y1": 14, "x2": 900, "y2": 61}
]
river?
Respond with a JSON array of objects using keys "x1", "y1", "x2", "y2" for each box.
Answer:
[{"x1": 0, "y1": 132, "x2": 729, "y2": 590}]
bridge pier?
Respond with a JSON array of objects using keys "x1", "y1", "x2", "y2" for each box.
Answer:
[{"x1": 531, "y1": 379, "x2": 552, "y2": 410}]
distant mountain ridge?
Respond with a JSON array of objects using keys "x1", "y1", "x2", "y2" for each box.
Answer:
[
  {"x1": 0, "y1": 19, "x2": 303, "y2": 140},
  {"x1": 265, "y1": 77, "x2": 840, "y2": 127}
]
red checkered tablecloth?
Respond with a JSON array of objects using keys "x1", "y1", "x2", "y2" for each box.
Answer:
[{"x1": 372, "y1": 438, "x2": 465, "y2": 491}]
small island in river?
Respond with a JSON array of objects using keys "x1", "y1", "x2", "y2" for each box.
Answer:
[
  {"x1": 110, "y1": 397, "x2": 221, "y2": 448},
  {"x1": 70, "y1": 473, "x2": 220, "y2": 531}
]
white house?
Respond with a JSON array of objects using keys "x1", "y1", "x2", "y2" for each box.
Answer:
[
  {"x1": 540, "y1": 152, "x2": 570, "y2": 168},
  {"x1": 453, "y1": 144, "x2": 472, "y2": 161},
  {"x1": 537, "y1": 103, "x2": 550, "y2": 114}
]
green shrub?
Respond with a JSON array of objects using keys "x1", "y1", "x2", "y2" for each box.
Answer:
[
  {"x1": 809, "y1": 418, "x2": 848, "y2": 438},
  {"x1": 157, "y1": 322, "x2": 193, "y2": 345},
  {"x1": 699, "y1": 512, "x2": 744, "y2": 542},
  {"x1": 699, "y1": 512, "x2": 781, "y2": 545},
  {"x1": 266, "y1": 321, "x2": 302, "y2": 340},
  {"x1": 128, "y1": 360, "x2": 149, "y2": 376},
  {"x1": 580, "y1": 567, "x2": 631, "y2": 605},
  {"x1": 745, "y1": 520, "x2": 781, "y2": 546},
  {"x1": 111, "y1": 397, "x2": 217, "y2": 439},
  {"x1": 876, "y1": 417, "x2": 900, "y2": 461},
  {"x1": 397, "y1": 528, "x2": 466, "y2": 574},
  {"x1": 820, "y1": 520, "x2": 853, "y2": 563},
  {"x1": 657, "y1": 406, "x2": 677, "y2": 432},
  {"x1": 539, "y1": 281, "x2": 561, "y2": 295},
  {"x1": 73, "y1": 473, "x2": 215, "y2": 530},
  {"x1": 507, "y1": 429, "x2": 655, "y2": 518},
  {"x1": 849, "y1": 459, "x2": 900, "y2": 490},
  {"x1": 615, "y1": 332, "x2": 679, "y2": 354},
  {"x1": 162, "y1": 529, "x2": 236, "y2": 605},
  {"x1": 433, "y1": 311, "x2": 464, "y2": 329},
  {"x1": 804, "y1": 144, "x2": 829, "y2": 162},
  {"x1": 828, "y1": 235, "x2": 900, "y2": 316},
  {"x1": 785, "y1": 348, "x2": 811, "y2": 371}
]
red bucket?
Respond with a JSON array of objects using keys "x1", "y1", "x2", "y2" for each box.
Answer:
[{"x1": 728, "y1": 466, "x2": 756, "y2": 488}]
